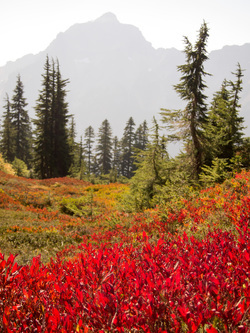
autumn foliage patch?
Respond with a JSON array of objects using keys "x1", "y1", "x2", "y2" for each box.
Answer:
[{"x1": 0, "y1": 170, "x2": 250, "y2": 331}]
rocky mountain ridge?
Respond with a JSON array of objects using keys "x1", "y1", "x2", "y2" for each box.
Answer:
[{"x1": 0, "y1": 12, "x2": 249, "y2": 138}]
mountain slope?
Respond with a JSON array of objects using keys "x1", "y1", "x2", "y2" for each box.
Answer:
[{"x1": 0, "y1": 13, "x2": 249, "y2": 138}]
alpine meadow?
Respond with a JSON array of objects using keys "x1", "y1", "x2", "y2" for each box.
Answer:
[{"x1": 0, "y1": 19, "x2": 250, "y2": 332}]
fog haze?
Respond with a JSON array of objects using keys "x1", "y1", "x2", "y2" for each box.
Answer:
[{"x1": 0, "y1": 13, "x2": 249, "y2": 142}]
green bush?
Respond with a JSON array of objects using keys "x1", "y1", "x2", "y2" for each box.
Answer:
[
  {"x1": 0, "y1": 153, "x2": 15, "y2": 175},
  {"x1": 60, "y1": 195, "x2": 94, "y2": 217},
  {"x1": 199, "y1": 158, "x2": 230, "y2": 186},
  {"x1": 12, "y1": 157, "x2": 30, "y2": 177}
]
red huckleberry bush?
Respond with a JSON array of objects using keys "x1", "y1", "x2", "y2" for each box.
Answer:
[{"x1": 0, "y1": 170, "x2": 250, "y2": 331}]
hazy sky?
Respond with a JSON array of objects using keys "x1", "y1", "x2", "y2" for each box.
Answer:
[{"x1": 1, "y1": 0, "x2": 250, "y2": 67}]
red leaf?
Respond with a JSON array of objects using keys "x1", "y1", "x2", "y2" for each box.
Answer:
[
  {"x1": 244, "y1": 251, "x2": 250, "y2": 262},
  {"x1": 178, "y1": 305, "x2": 189, "y2": 319},
  {"x1": 3, "y1": 315, "x2": 8, "y2": 327},
  {"x1": 206, "y1": 327, "x2": 219, "y2": 333}
]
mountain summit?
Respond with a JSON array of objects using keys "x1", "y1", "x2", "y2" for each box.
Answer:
[
  {"x1": 95, "y1": 12, "x2": 119, "y2": 23},
  {"x1": 0, "y1": 13, "x2": 249, "y2": 138}
]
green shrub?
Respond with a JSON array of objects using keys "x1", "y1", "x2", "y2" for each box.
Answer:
[
  {"x1": 0, "y1": 153, "x2": 15, "y2": 175},
  {"x1": 12, "y1": 157, "x2": 30, "y2": 177},
  {"x1": 199, "y1": 158, "x2": 230, "y2": 186},
  {"x1": 60, "y1": 194, "x2": 95, "y2": 217}
]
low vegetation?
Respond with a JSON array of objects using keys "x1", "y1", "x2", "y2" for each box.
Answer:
[{"x1": 0, "y1": 169, "x2": 250, "y2": 331}]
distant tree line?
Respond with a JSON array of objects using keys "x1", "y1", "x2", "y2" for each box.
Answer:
[
  {"x1": 0, "y1": 57, "x2": 150, "y2": 180},
  {"x1": 0, "y1": 23, "x2": 250, "y2": 210},
  {"x1": 68, "y1": 116, "x2": 150, "y2": 183}
]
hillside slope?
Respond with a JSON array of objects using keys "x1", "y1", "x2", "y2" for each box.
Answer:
[{"x1": 0, "y1": 170, "x2": 250, "y2": 331}]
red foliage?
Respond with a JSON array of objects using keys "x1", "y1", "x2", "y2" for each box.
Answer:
[
  {"x1": 1, "y1": 171, "x2": 250, "y2": 331},
  {"x1": 0, "y1": 217, "x2": 249, "y2": 332}
]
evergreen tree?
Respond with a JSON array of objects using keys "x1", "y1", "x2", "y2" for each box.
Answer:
[
  {"x1": 204, "y1": 80, "x2": 230, "y2": 164},
  {"x1": 68, "y1": 115, "x2": 81, "y2": 177},
  {"x1": 161, "y1": 22, "x2": 210, "y2": 180},
  {"x1": 33, "y1": 56, "x2": 52, "y2": 178},
  {"x1": 121, "y1": 117, "x2": 136, "y2": 178},
  {"x1": 227, "y1": 63, "x2": 245, "y2": 153},
  {"x1": 96, "y1": 119, "x2": 113, "y2": 174},
  {"x1": 0, "y1": 94, "x2": 15, "y2": 162},
  {"x1": 204, "y1": 64, "x2": 245, "y2": 163},
  {"x1": 239, "y1": 137, "x2": 250, "y2": 169},
  {"x1": 11, "y1": 74, "x2": 32, "y2": 166},
  {"x1": 53, "y1": 60, "x2": 71, "y2": 177},
  {"x1": 78, "y1": 136, "x2": 86, "y2": 180},
  {"x1": 112, "y1": 136, "x2": 121, "y2": 176},
  {"x1": 33, "y1": 56, "x2": 71, "y2": 178},
  {"x1": 68, "y1": 115, "x2": 77, "y2": 157},
  {"x1": 129, "y1": 117, "x2": 169, "y2": 210},
  {"x1": 134, "y1": 120, "x2": 149, "y2": 150},
  {"x1": 91, "y1": 154, "x2": 100, "y2": 177},
  {"x1": 84, "y1": 126, "x2": 95, "y2": 174}
]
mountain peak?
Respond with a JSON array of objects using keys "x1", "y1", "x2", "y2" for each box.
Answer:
[{"x1": 95, "y1": 12, "x2": 119, "y2": 23}]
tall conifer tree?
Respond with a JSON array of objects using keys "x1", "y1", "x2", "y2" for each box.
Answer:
[
  {"x1": 84, "y1": 126, "x2": 95, "y2": 174},
  {"x1": 11, "y1": 74, "x2": 32, "y2": 166},
  {"x1": 204, "y1": 64, "x2": 245, "y2": 163},
  {"x1": 33, "y1": 56, "x2": 52, "y2": 178},
  {"x1": 161, "y1": 22, "x2": 210, "y2": 180},
  {"x1": 130, "y1": 117, "x2": 169, "y2": 210},
  {"x1": 33, "y1": 56, "x2": 71, "y2": 178},
  {"x1": 112, "y1": 136, "x2": 121, "y2": 176},
  {"x1": 121, "y1": 117, "x2": 136, "y2": 178},
  {"x1": 67, "y1": 115, "x2": 81, "y2": 176},
  {"x1": 53, "y1": 60, "x2": 71, "y2": 177},
  {"x1": 68, "y1": 115, "x2": 77, "y2": 159},
  {"x1": 134, "y1": 120, "x2": 149, "y2": 150},
  {"x1": 0, "y1": 94, "x2": 15, "y2": 162},
  {"x1": 227, "y1": 63, "x2": 245, "y2": 153},
  {"x1": 96, "y1": 119, "x2": 112, "y2": 174}
]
